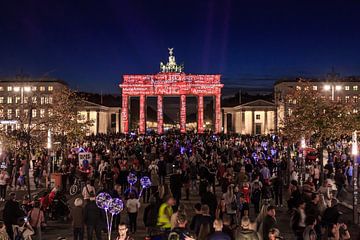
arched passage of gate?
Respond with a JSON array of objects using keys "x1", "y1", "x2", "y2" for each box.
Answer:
[{"x1": 119, "y1": 73, "x2": 223, "y2": 134}]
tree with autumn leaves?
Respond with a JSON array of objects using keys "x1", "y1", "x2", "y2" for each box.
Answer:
[{"x1": 281, "y1": 80, "x2": 360, "y2": 183}]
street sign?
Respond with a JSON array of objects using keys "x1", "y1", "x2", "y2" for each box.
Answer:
[{"x1": 78, "y1": 152, "x2": 92, "y2": 167}]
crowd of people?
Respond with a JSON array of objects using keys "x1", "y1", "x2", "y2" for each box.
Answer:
[{"x1": 0, "y1": 132, "x2": 358, "y2": 240}]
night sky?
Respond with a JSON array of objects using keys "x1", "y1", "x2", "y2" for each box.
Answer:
[{"x1": 0, "y1": 0, "x2": 359, "y2": 93}]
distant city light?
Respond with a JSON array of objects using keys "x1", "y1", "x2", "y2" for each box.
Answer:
[{"x1": 323, "y1": 85, "x2": 331, "y2": 91}]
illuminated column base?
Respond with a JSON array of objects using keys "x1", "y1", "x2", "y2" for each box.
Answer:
[
  {"x1": 180, "y1": 95, "x2": 186, "y2": 133},
  {"x1": 215, "y1": 94, "x2": 221, "y2": 133},
  {"x1": 139, "y1": 95, "x2": 146, "y2": 134},
  {"x1": 157, "y1": 95, "x2": 163, "y2": 134},
  {"x1": 121, "y1": 95, "x2": 129, "y2": 133},
  {"x1": 198, "y1": 95, "x2": 204, "y2": 133}
]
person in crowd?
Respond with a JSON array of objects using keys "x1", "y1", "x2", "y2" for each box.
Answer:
[
  {"x1": 201, "y1": 186, "x2": 217, "y2": 218},
  {"x1": 157, "y1": 195, "x2": 176, "y2": 230},
  {"x1": 0, "y1": 169, "x2": 9, "y2": 201},
  {"x1": 3, "y1": 192, "x2": 24, "y2": 239},
  {"x1": 12, "y1": 218, "x2": 34, "y2": 240},
  {"x1": 115, "y1": 223, "x2": 134, "y2": 240},
  {"x1": 170, "y1": 169, "x2": 183, "y2": 208},
  {"x1": 84, "y1": 193, "x2": 103, "y2": 240},
  {"x1": 189, "y1": 203, "x2": 202, "y2": 232},
  {"x1": 168, "y1": 213, "x2": 191, "y2": 240},
  {"x1": 291, "y1": 200, "x2": 306, "y2": 240},
  {"x1": 222, "y1": 215, "x2": 234, "y2": 240},
  {"x1": 302, "y1": 216, "x2": 317, "y2": 240},
  {"x1": 272, "y1": 174, "x2": 283, "y2": 207},
  {"x1": 126, "y1": 192, "x2": 140, "y2": 234},
  {"x1": 194, "y1": 204, "x2": 213, "y2": 237},
  {"x1": 235, "y1": 216, "x2": 259, "y2": 240},
  {"x1": 70, "y1": 198, "x2": 84, "y2": 240},
  {"x1": 0, "y1": 221, "x2": 9, "y2": 240},
  {"x1": 170, "y1": 204, "x2": 185, "y2": 229},
  {"x1": 326, "y1": 223, "x2": 351, "y2": 240},
  {"x1": 207, "y1": 219, "x2": 231, "y2": 240},
  {"x1": 223, "y1": 185, "x2": 237, "y2": 224},
  {"x1": 268, "y1": 228, "x2": 282, "y2": 240},
  {"x1": 28, "y1": 200, "x2": 45, "y2": 240},
  {"x1": 262, "y1": 205, "x2": 277, "y2": 240},
  {"x1": 82, "y1": 180, "x2": 96, "y2": 203},
  {"x1": 251, "y1": 181, "x2": 262, "y2": 214}
]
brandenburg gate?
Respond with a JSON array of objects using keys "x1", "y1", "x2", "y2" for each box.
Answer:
[{"x1": 119, "y1": 48, "x2": 223, "y2": 134}]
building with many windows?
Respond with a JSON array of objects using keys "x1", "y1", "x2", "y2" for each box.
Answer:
[
  {"x1": 0, "y1": 76, "x2": 121, "y2": 134},
  {"x1": 274, "y1": 76, "x2": 360, "y2": 132},
  {"x1": 0, "y1": 76, "x2": 67, "y2": 131}
]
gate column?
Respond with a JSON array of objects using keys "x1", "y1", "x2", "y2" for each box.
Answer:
[
  {"x1": 139, "y1": 95, "x2": 146, "y2": 134},
  {"x1": 180, "y1": 95, "x2": 186, "y2": 133},
  {"x1": 198, "y1": 95, "x2": 204, "y2": 133},
  {"x1": 157, "y1": 95, "x2": 164, "y2": 134},
  {"x1": 121, "y1": 94, "x2": 129, "y2": 133},
  {"x1": 215, "y1": 93, "x2": 221, "y2": 133}
]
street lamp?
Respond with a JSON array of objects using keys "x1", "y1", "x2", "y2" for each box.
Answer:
[
  {"x1": 352, "y1": 131, "x2": 359, "y2": 224},
  {"x1": 323, "y1": 84, "x2": 342, "y2": 101}
]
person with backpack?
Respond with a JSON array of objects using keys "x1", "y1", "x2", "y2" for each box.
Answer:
[{"x1": 28, "y1": 201, "x2": 45, "y2": 240}]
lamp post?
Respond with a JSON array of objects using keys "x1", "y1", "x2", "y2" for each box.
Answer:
[{"x1": 352, "y1": 131, "x2": 359, "y2": 224}]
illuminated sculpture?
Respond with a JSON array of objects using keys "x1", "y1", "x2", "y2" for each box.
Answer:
[{"x1": 120, "y1": 48, "x2": 223, "y2": 134}]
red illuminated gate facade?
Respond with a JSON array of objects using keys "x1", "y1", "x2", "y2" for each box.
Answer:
[{"x1": 119, "y1": 49, "x2": 223, "y2": 134}]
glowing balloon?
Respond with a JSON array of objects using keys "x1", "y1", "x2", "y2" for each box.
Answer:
[
  {"x1": 108, "y1": 198, "x2": 124, "y2": 215},
  {"x1": 140, "y1": 176, "x2": 152, "y2": 188},
  {"x1": 127, "y1": 173, "x2": 138, "y2": 185},
  {"x1": 96, "y1": 192, "x2": 112, "y2": 210}
]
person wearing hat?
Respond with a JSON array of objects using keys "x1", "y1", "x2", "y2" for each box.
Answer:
[
  {"x1": 71, "y1": 198, "x2": 84, "y2": 240},
  {"x1": 84, "y1": 193, "x2": 103, "y2": 240},
  {"x1": 3, "y1": 192, "x2": 24, "y2": 239}
]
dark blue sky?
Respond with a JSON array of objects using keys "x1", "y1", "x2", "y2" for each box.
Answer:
[{"x1": 0, "y1": 0, "x2": 359, "y2": 93}]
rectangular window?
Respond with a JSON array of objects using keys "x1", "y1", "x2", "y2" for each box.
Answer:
[
  {"x1": 353, "y1": 86, "x2": 358, "y2": 91},
  {"x1": 40, "y1": 86, "x2": 45, "y2": 91},
  {"x1": 7, "y1": 86, "x2": 12, "y2": 91},
  {"x1": 48, "y1": 86, "x2": 53, "y2": 91},
  {"x1": 32, "y1": 109, "x2": 37, "y2": 118},
  {"x1": 15, "y1": 96, "x2": 21, "y2": 104},
  {"x1": 313, "y1": 86, "x2": 318, "y2": 91},
  {"x1": 31, "y1": 86, "x2": 37, "y2": 91},
  {"x1": 48, "y1": 96, "x2": 53, "y2": 104},
  {"x1": 44, "y1": 97, "x2": 49, "y2": 104},
  {"x1": 48, "y1": 109, "x2": 53, "y2": 117},
  {"x1": 40, "y1": 109, "x2": 45, "y2": 118},
  {"x1": 345, "y1": 86, "x2": 350, "y2": 91},
  {"x1": 111, "y1": 114, "x2": 116, "y2": 128},
  {"x1": 32, "y1": 96, "x2": 37, "y2": 103},
  {"x1": 345, "y1": 96, "x2": 350, "y2": 103},
  {"x1": 7, "y1": 97, "x2": 12, "y2": 104},
  {"x1": 15, "y1": 109, "x2": 20, "y2": 118},
  {"x1": 256, "y1": 114, "x2": 261, "y2": 120},
  {"x1": 0, "y1": 97, "x2": 4, "y2": 103},
  {"x1": 40, "y1": 97, "x2": 45, "y2": 104},
  {"x1": 353, "y1": 96, "x2": 358, "y2": 103},
  {"x1": 24, "y1": 109, "x2": 29, "y2": 116},
  {"x1": 0, "y1": 86, "x2": 3, "y2": 91},
  {"x1": 7, "y1": 109, "x2": 12, "y2": 119},
  {"x1": 0, "y1": 109, "x2": 3, "y2": 118}
]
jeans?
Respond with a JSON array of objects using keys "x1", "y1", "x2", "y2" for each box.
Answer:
[
  {"x1": 87, "y1": 225, "x2": 101, "y2": 240},
  {"x1": 74, "y1": 227, "x2": 84, "y2": 240},
  {"x1": 128, "y1": 212, "x2": 138, "y2": 233}
]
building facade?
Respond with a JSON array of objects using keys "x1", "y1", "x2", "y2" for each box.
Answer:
[
  {"x1": 0, "y1": 76, "x2": 67, "y2": 131},
  {"x1": 222, "y1": 99, "x2": 276, "y2": 135},
  {"x1": 274, "y1": 76, "x2": 360, "y2": 132},
  {"x1": 0, "y1": 76, "x2": 121, "y2": 135}
]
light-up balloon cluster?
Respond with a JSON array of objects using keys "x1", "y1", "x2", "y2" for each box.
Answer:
[
  {"x1": 96, "y1": 192, "x2": 124, "y2": 240},
  {"x1": 126, "y1": 173, "x2": 152, "y2": 200}
]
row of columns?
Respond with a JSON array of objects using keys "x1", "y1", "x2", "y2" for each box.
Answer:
[
  {"x1": 121, "y1": 94, "x2": 221, "y2": 134},
  {"x1": 223, "y1": 110, "x2": 269, "y2": 134}
]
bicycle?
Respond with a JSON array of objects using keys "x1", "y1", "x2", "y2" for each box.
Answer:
[{"x1": 69, "y1": 178, "x2": 83, "y2": 196}]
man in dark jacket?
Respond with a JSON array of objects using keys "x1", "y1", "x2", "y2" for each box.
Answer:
[
  {"x1": 170, "y1": 169, "x2": 182, "y2": 208},
  {"x1": 200, "y1": 186, "x2": 217, "y2": 218},
  {"x1": 235, "y1": 216, "x2": 259, "y2": 240},
  {"x1": 3, "y1": 192, "x2": 24, "y2": 239},
  {"x1": 84, "y1": 193, "x2": 103, "y2": 240},
  {"x1": 207, "y1": 219, "x2": 231, "y2": 240},
  {"x1": 262, "y1": 205, "x2": 277, "y2": 240}
]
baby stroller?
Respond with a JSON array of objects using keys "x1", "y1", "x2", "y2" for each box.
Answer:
[{"x1": 41, "y1": 189, "x2": 70, "y2": 221}]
